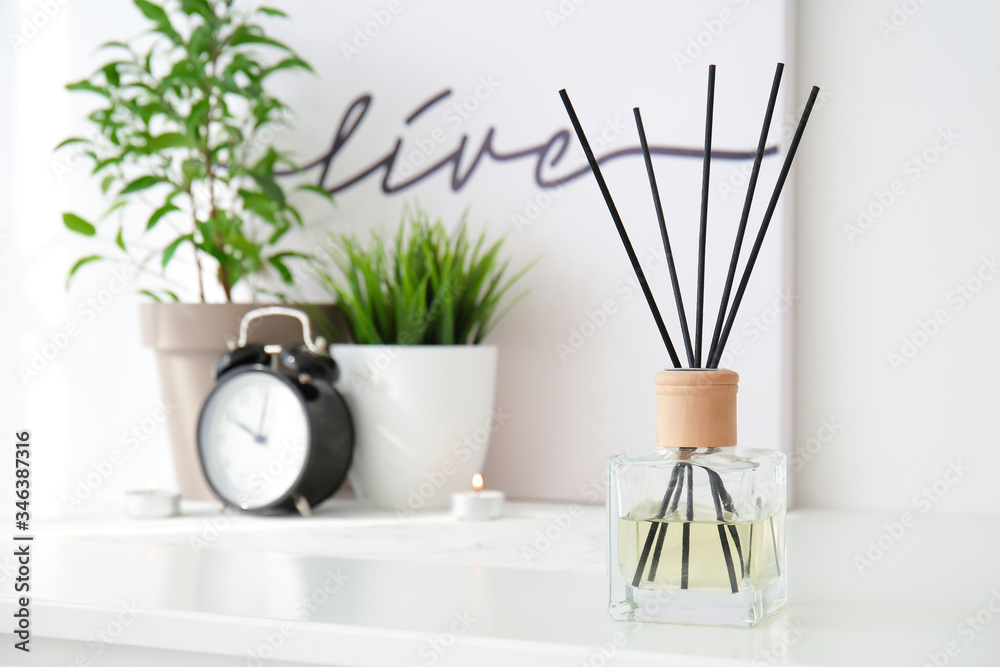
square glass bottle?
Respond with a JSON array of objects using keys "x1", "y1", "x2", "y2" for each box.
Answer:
[{"x1": 607, "y1": 369, "x2": 786, "y2": 627}]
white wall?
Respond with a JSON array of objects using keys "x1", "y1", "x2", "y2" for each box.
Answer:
[
  {"x1": 6, "y1": 0, "x2": 994, "y2": 520},
  {"x1": 16, "y1": 0, "x2": 995, "y2": 517},
  {"x1": 1, "y1": 0, "x2": 174, "y2": 519},
  {"x1": 794, "y1": 0, "x2": 1000, "y2": 513},
  {"x1": 4, "y1": 0, "x2": 798, "y2": 515}
]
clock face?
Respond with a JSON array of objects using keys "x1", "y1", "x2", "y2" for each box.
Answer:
[{"x1": 198, "y1": 369, "x2": 310, "y2": 509}]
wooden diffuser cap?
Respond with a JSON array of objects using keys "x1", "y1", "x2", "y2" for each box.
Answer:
[{"x1": 655, "y1": 369, "x2": 738, "y2": 448}]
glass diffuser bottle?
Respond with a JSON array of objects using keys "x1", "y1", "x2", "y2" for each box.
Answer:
[{"x1": 607, "y1": 369, "x2": 786, "y2": 627}]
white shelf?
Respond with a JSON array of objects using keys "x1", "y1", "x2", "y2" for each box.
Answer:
[{"x1": 2, "y1": 501, "x2": 998, "y2": 666}]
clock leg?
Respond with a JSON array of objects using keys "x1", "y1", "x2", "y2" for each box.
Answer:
[{"x1": 293, "y1": 493, "x2": 312, "y2": 518}]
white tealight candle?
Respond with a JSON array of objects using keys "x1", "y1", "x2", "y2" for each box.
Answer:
[
  {"x1": 450, "y1": 474, "x2": 505, "y2": 521},
  {"x1": 125, "y1": 490, "x2": 181, "y2": 519}
]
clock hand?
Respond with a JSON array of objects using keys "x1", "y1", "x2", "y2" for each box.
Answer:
[
  {"x1": 257, "y1": 387, "x2": 270, "y2": 437},
  {"x1": 228, "y1": 415, "x2": 266, "y2": 444}
]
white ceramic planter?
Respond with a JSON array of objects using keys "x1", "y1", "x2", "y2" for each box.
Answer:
[{"x1": 331, "y1": 345, "x2": 499, "y2": 511}]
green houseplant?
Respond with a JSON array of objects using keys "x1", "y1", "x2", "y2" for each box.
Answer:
[
  {"x1": 58, "y1": 0, "x2": 326, "y2": 300},
  {"x1": 315, "y1": 204, "x2": 534, "y2": 512},
  {"x1": 57, "y1": 0, "x2": 333, "y2": 499},
  {"x1": 316, "y1": 204, "x2": 532, "y2": 345}
]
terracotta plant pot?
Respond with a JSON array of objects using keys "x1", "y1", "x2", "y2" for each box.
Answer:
[{"x1": 139, "y1": 303, "x2": 342, "y2": 500}]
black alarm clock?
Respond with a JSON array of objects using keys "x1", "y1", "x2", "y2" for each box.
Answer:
[{"x1": 197, "y1": 307, "x2": 353, "y2": 516}]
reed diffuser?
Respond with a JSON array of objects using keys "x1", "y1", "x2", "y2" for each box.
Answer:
[{"x1": 560, "y1": 63, "x2": 818, "y2": 627}]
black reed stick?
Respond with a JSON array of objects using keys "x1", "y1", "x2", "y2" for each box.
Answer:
[
  {"x1": 707, "y1": 468, "x2": 745, "y2": 575},
  {"x1": 709, "y1": 85, "x2": 820, "y2": 368},
  {"x1": 634, "y1": 107, "x2": 695, "y2": 367},
  {"x1": 708, "y1": 470, "x2": 739, "y2": 593},
  {"x1": 559, "y1": 89, "x2": 682, "y2": 368},
  {"x1": 656, "y1": 463, "x2": 683, "y2": 519},
  {"x1": 680, "y1": 524, "x2": 692, "y2": 588},
  {"x1": 695, "y1": 65, "x2": 716, "y2": 368},
  {"x1": 686, "y1": 465, "x2": 694, "y2": 523},
  {"x1": 729, "y1": 524, "x2": 745, "y2": 576},
  {"x1": 770, "y1": 515, "x2": 781, "y2": 575},
  {"x1": 638, "y1": 463, "x2": 746, "y2": 590},
  {"x1": 647, "y1": 464, "x2": 685, "y2": 581},
  {"x1": 680, "y1": 463, "x2": 694, "y2": 588},
  {"x1": 632, "y1": 464, "x2": 683, "y2": 586},
  {"x1": 706, "y1": 63, "x2": 784, "y2": 366},
  {"x1": 648, "y1": 520, "x2": 668, "y2": 581},
  {"x1": 632, "y1": 523, "x2": 659, "y2": 587}
]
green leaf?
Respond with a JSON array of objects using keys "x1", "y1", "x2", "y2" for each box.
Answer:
[
  {"x1": 66, "y1": 80, "x2": 110, "y2": 98},
  {"x1": 63, "y1": 213, "x2": 96, "y2": 236},
  {"x1": 267, "y1": 223, "x2": 290, "y2": 245},
  {"x1": 97, "y1": 40, "x2": 130, "y2": 51},
  {"x1": 239, "y1": 189, "x2": 277, "y2": 223},
  {"x1": 92, "y1": 157, "x2": 122, "y2": 176},
  {"x1": 268, "y1": 255, "x2": 293, "y2": 283},
  {"x1": 120, "y1": 175, "x2": 165, "y2": 194},
  {"x1": 144, "y1": 133, "x2": 196, "y2": 152},
  {"x1": 100, "y1": 175, "x2": 116, "y2": 194},
  {"x1": 139, "y1": 288, "x2": 180, "y2": 302},
  {"x1": 102, "y1": 63, "x2": 120, "y2": 87},
  {"x1": 162, "y1": 234, "x2": 193, "y2": 270},
  {"x1": 102, "y1": 199, "x2": 128, "y2": 220},
  {"x1": 297, "y1": 183, "x2": 333, "y2": 202},
  {"x1": 134, "y1": 1, "x2": 168, "y2": 23},
  {"x1": 264, "y1": 57, "x2": 314, "y2": 75},
  {"x1": 257, "y1": 6, "x2": 288, "y2": 17},
  {"x1": 188, "y1": 23, "x2": 212, "y2": 56},
  {"x1": 252, "y1": 146, "x2": 279, "y2": 173},
  {"x1": 179, "y1": 0, "x2": 213, "y2": 19},
  {"x1": 229, "y1": 25, "x2": 292, "y2": 51},
  {"x1": 115, "y1": 226, "x2": 126, "y2": 251},
  {"x1": 180, "y1": 158, "x2": 204, "y2": 183},
  {"x1": 134, "y1": 0, "x2": 182, "y2": 43},
  {"x1": 285, "y1": 204, "x2": 303, "y2": 227},
  {"x1": 66, "y1": 255, "x2": 103, "y2": 287},
  {"x1": 269, "y1": 251, "x2": 311, "y2": 285},
  {"x1": 54, "y1": 137, "x2": 87, "y2": 150},
  {"x1": 271, "y1": 250, "x2": 311, "y2": 262},
  {"x1": 146, "y1": 203, "x2": 180, "y2": 231},
  {"x1": 249, "y1": 173, "x2": 285, "y2": 207}
]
